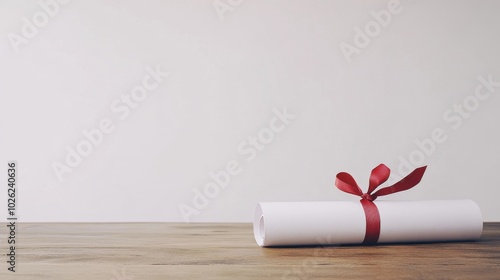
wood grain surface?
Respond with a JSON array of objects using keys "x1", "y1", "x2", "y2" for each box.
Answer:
[{"x1": 1, "y1": 223, "x2": 499, "y2": 279}]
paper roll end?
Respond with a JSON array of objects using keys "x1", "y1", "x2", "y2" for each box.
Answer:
[
  {"x1": 259, "y1": 216, "x2": 265, "y2": 238},
  {"x1": 253, "y1": 203, "x2": 265, "y2": 246}
]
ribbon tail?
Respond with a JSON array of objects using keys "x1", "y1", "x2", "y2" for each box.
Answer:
[
  {"x1": 373, "y1": 166, "x2": 427, "y2": 197},
  {"x1": 360, "y1": 199, "x2": 381, "y2": 244}
]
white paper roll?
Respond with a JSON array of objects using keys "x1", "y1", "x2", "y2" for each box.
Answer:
[{"x1": 253, "y1": 200, "x2": 483, "y2": 246}]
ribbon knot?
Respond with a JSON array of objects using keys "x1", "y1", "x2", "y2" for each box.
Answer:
[
  {"x1": 335, "y1": 164, "x2": 427, "y2": 244},
  {"x1": 361, "y1": 193, "x2": 376, "y2": 201}
]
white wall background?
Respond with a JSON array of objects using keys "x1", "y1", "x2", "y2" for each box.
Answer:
[{"x1": 0, "y1": 0, "x2": 499, "y2": 222}]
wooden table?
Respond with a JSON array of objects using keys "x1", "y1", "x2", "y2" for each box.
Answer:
[{"x1": 1, "y1": 223, "x2": 499, "y2": 279}]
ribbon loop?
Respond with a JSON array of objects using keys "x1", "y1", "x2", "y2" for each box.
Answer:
[
  {"x1": 368, "y1": 164, "x2": 390, "y2": 194},
  {"x1": 335, "y1": 172, "x2": 363, "y2": 196}
]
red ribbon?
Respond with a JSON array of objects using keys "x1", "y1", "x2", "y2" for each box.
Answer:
[{"x1": 335, "y1": 164, "x2": 427, "y2": 244}]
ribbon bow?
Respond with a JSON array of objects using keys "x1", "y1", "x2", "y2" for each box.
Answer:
[{"x1": 335, "y1": 164, "x2": 427, "y2": 244}]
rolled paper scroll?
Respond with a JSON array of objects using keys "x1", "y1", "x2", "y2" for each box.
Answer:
[
  {"x1": 253, "y1": 164, "x2": 483, "y2": 246},
  {"x1": 253, "y1": 200, "x2": 483, "y2": 246}
]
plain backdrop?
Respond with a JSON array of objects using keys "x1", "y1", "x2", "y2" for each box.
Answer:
[{"x1": 0, "y1": 0, "x2": 499, "y2": 222}]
